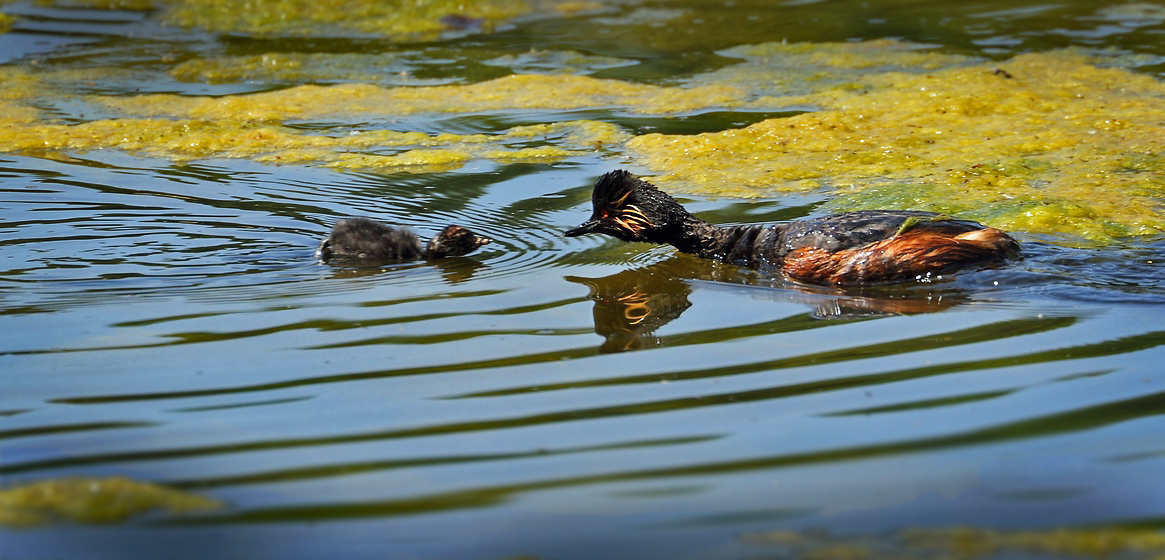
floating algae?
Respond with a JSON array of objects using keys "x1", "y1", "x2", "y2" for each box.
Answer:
[
  {"x1": 170, "y1": 49, "x2": 635, "y2": 86},
  {"x1": 18, "y1": 0, "x2": 591, "y2": 37},
  {"x1": 0, "y1": 476, "x2": 221, "y2": 526},
  {"x1": 24, "y1": 0, "x2": 158, "y2": 9},
  {"x1": 0, "y1": 66, "x2": 633, "y2": 168},
  {"x1": 26, "y1": 0, "x2": 601, "y2": 38},
  {"x1": 162, "y1": 0, "x2": 527, "y2": 37},
  {"x1": 481, "y1": 48, "x2": 636, "y2": 75},
  {"x1": 169, "y1": 52, "x2": 454, "y2": 86},
  {"x1": 0, "y1": 113, "x2": 627, "y2": 169},
  {"x1": 691, "y1": 38, "x2": 984, "y2": 100},
  {"x1": 3, "y1": 39, "x2": 1164, "y2": 241},
  {"x1": 98, "y1": 74, "x2": 748, "y2": 120},
  {"x1": 0, "y1": 68, "x2": 49, "y2": 123},
  {"x1": 159, "y1": 0, "x2": 599, "y2": 39},
  {"x1": 744, "y1": 526, "x2": 1165, "y2": 560},
  {"x1": 628, "y1": 46, "x2": 1165, "y2": 240}
]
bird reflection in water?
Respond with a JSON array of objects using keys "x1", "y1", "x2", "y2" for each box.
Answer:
[
  {"x1": 566, "y1": 262, "x2": 694, "y2": 353},
  {"x1": 567, "y1": 255, "x2": 968, "y2": 353},
  {"x1": 324, "y1": 258, "x2": 488, "y2": 284}
]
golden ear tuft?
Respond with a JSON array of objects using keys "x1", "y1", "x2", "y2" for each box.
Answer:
[{"x1": 614, "y1": 204, "x2": 653, "y2": 233}]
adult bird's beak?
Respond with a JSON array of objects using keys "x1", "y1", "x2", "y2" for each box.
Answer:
[{"x1": 564, "y1": 220, "x2": 600, "y2": 237}]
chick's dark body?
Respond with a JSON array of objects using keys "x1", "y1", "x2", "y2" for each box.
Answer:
[{"x1": 319, "y1": 217, "x2": 491, "y2": 262}]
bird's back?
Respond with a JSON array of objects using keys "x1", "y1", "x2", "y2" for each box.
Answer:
[
  {"x1": 319, "y1": 217, "x2": 425, "y2": 262},
  {"x1": 775, "y1": 210, "x2": 986, "y2": 254}
]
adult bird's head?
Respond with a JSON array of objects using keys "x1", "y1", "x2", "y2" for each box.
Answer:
[{"x1": 564, "y1": 170, "x2": 690, "y2": 243}]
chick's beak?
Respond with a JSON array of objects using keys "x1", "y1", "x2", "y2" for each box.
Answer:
[
  {"x1": 564, "y1": 219, "x2": 600, "y2": 237},
  {"x1": 475, "y1": 237, "x2": 492, "y2": 248}
]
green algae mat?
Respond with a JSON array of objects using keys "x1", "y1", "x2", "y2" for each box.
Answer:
[{"x1": 3, "y1": 38, "x2": 1163, "y2": 241}]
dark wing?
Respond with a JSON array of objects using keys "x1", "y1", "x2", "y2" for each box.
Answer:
[{"x1": 776, "y1": 210, "x2": 987, "y2": 254}]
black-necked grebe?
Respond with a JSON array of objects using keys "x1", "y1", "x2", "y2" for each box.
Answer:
[
  {"x1": 564, "y1": 170, "x2": 1019, "y2": 285},
  {"x1": 319, "y1": 218, "x2": 491, "y2": 262}
]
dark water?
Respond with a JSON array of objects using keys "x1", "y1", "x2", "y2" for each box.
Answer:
[{"x1": 3, "y1": 1, "x2": 1165, "y2": 559}]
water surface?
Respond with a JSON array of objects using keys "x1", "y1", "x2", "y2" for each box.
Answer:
[{"x1": 2, "y1": 1, "x2": 1165, "y2": 559}]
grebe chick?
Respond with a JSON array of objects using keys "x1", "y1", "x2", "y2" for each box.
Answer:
[
  {"x1": 319, "y1": 218, "x2": 491, "y2": 262},
  {"x1": 564, "y1": 170, "x2": 1019, "y2": 286}
]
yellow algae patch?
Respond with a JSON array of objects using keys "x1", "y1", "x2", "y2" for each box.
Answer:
[
  {"x1": 0, "y1": 68, "x2": 51, "y2": 123},
  {"x1": 162, "y1": 0, "x2": 532, "y2": 38},
  {"x1": 482, "y1": 48, "x2": 634, "y2": 75},
  {"x1": 0, "y1": 12, "x2": 14, "y2": 33},
  {"x1": 744, "y1": 526, "x2": 1165, "y2": 560},
  {"x1": 39, "y1": 0, "x2": 157, "y2": 9},
  {"x1": 171, "y1": 53, "x2": 391, "y2": 85},
  {"x1": 159, "y1": 0, "x2": 605, "y2": 39},
  {"x1": 505, "y1": 120, "x2": 631, "y2": 147},
  {"x1": 732, "y1": 38, "x2": 976, "y2": 71},
  {"x1": 0, "y1": 476, "x2": 221, "y2": 526},
  {"x1": 100, "y1": 74, "x2": 749, "y2": 120},
  {"x1": 0, "y1": 67, "x2": 47, "y2": 103},
  {"x1": 0, "y1": 98, "x2": 38, "y2": 123},
  {"x1": 325, "y1": 148, "x2": 475, "y2": 171},
  {"x1": 2, "y1": 119, "x2": 325, "y2": 159},
  {"x1": 481, "y1": 146, "x2": 575, "y2": 160},
  {"x1": 172, "y1": 49, "x2": 634, "y2": 85},
  {"x1": 0, "y1": 114, "x2": 626, "y2": 171},
  {"x1": 554, "y1": 0, "x2": 603, "y2": 16},
  {"x1": 628, "y1": 49, "x2": 1165, "y2": 240},
  {"x1": 694, "y1": 39, "x2": 982, "y2": 100},
  {"x1": 318, "y1": 146, "x2": 582, "y2": 173}
]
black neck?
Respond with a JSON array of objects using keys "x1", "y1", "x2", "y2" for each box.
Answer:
[{"x1": 650, "y1": 215, "x2": 780, "y2": 267}]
